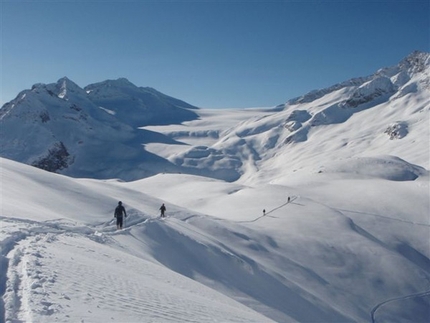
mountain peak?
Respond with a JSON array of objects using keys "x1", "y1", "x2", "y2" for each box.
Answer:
[
  {"x1": 0, "y1": 76, "x2": 199, "y2": 179},
  {"x1": 399, "y1": 50, "x2": 430, "y2": 73},
  {"x1": 286, "y1": 51, "x2": 429, "y2": 107},
  {"x1": 54, "y1": 77, "x2": 85, "y2": 100},
  {"x1": 115, "y1": 77, "x2": 134, "y2": 86},
  {"x1": 84, "y1": 78, "x2": 137, "y2": 91}
]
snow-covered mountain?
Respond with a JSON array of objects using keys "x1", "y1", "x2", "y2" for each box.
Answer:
[
  {"x1": 142, "y1": 51, "x2": 429, "y2": 184},
  {"x1": 1, "y1": 51, "x2": 428, "y2": 183},
  {"x1": 0, "y1": 77, "x2": 199, "y2": 180},
  {"x1": 84, "y1": 78, "x2": 198, "y2": 127},
  {"x1": 0, "y1": 51, "x2": 429, "y2": 322}
]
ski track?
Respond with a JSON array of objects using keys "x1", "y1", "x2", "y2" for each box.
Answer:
[
  {"x1": 1, "y1": 214, "x2": 154, "y2": 323},
  {"x1": 242, "y1": 195, "x2": 430, "y2": 323},
  {"x1": 339, "y1": 208, "x2": 430, "y2": 227},
  {"x1": 0, "y1": 214, "x2": 274, "y2": 323},
  {"x1": 2, "y1": 218, "x2": 110, "y2": 322},
  {"x1": 237, "y1": 195, "x2": 299, "y2": 223},
  {"x1": 1, "y1": 222, "x2": 57, "y2": 323},
  {"x1": 370, "y1": 290, "x2": 430, "y2": 323},
  {"x1": 303, "y1": 198, "x2": 430, "y2": 323}
]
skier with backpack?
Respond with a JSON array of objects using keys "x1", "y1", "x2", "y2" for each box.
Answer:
[{"x1": 114, "y1": 201, "x2": 127, "y2": 229}]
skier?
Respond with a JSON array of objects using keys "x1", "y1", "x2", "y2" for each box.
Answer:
[
  {"x1": 288, "y1": 196, "x2": 291, "y2": 203},
  {"x1": 160, "y1": 203, "x2": 166, "y2": 218},
  {"x1": 114, "y1": 201, "x2": 127, "y2": 229},
  {"x1": 263, "y1": 209, "x2": 266, "y2": 216}
]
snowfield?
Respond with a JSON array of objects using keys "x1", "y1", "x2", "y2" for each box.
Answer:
[
  {"x1": 1, "y1": 51, "x2": 429, "y2": 322},
  {"x1": 1, "y1": 152, "x2": 429, "y2": 322}
]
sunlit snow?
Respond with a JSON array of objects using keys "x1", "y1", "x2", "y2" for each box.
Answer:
[{"x1": 0, "y1": 51, "x2": 429, "y2": 323}]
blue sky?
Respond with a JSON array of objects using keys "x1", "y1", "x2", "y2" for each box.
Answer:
[{"x1": 1, "y1": 0, "x2": 429, "y2": 108}]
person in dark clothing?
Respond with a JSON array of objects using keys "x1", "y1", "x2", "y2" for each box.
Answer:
[
  {"x1": 114, "y1": 201, "x2": 127, "y2": 229},
  {"x1": 160, "y1": 203, "x2": 166, "y2": 218}
]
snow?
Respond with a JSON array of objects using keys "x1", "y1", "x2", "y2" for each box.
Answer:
[
  {"x1": 57, "y1": 79, "x2": 68, "y2": 100},
  {"x1": 0, "y1": 153, "x2": 430, "y2": 322},
  {"x1": 3, "y1": 223, "x2": 271, "y2": 323},
  {"x1": 0, "y1": 51, "x2": 429, "y2": 322},
  {"x1": 1, "y1": 159, "x2": 276, "y2": 323},
  {"x1": 1, "y1": 151, "x2": 429, "y2": 322},
  {"x1": 98, "y1": 106, "x2": 116, "y2": 116}
]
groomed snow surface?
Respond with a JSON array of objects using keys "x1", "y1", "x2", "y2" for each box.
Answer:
[{"x1": 1, "y1": 151, "x2": 429, "y2": 322}]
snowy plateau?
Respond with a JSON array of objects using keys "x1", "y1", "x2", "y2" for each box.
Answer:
[{"x1": 0, "y1": 51, "x2": 429, "y2": 323}]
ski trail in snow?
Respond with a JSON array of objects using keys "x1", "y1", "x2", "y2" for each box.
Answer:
[
  {"x1": 370, "y1": 290, "x2": 430, "y2": 323},
  {"x1": 136, "y1": 211, "x2": 356, "y2": 323},
  {"x1": 237, "y1": 195, "x2": 299, "y2": 223},
  {"x1": 1, "y1": 223, "x2": 60, "y2": 323},
  {"x1": 1, "y1": 214, "x2": 273, "y2": 323},
  {"x1": 304, "y1": 197, "x2": 430, "y2": 323},
  {"x1": 0, "y1": 228, "x2": 28, "y2": 322},
  {"x1": 338, "y1": 208, "x2": 430, "y2": 227},
  {"x1": 0, "y1": 216, "x2": 136, "y2": 322},
  {"x1": 302, "y1": 197, "x2": 429, "y2": 227}
]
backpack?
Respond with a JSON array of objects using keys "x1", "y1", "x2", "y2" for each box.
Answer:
[{"x1": 115, "y1": 206, "x2": 123, "y2": 217}]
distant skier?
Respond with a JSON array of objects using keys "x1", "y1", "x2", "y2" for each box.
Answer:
[
  {"x1": 287, "y1": 196, "x2": 291, "y2": 203},
  {"x1": 263, "y1": 209, "x2": 266, "y2": 216},
  {"x1": 160, "y1": 203, "x2": 166, "y2": 218},
  {"x1": 114, "y1": 201, "x2": 127, "y2": 229}
]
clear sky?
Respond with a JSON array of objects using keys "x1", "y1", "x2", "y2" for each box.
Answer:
[{"x1": 1, "y1": 0, "x2": 429, "y2": 109}]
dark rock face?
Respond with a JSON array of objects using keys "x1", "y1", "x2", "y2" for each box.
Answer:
[{"x1": 32, "y1": 142, "x2": 73, "y2": 173}]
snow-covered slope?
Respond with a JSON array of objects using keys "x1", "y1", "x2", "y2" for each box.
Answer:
[
  {"x1": 0, "y1": 51, "x2": 429, "y2": 322},
  {"x1": 1, "y1": 153, "x2": 429, "y2": 322}
]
